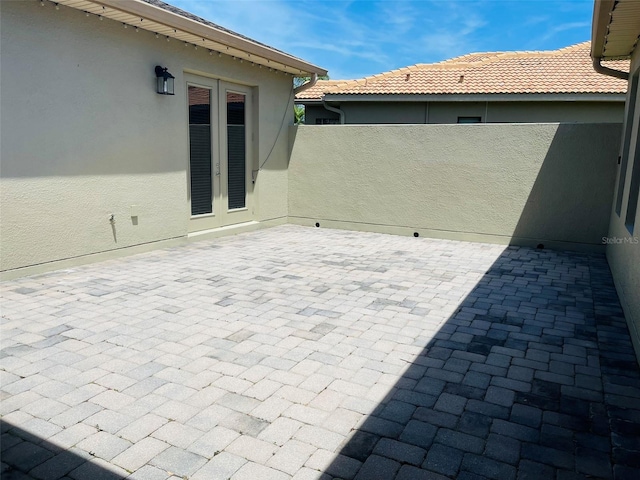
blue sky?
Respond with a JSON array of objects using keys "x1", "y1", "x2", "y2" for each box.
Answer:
[{"x1": 170, "y1": 0, "x2": 594, "y2": 80}]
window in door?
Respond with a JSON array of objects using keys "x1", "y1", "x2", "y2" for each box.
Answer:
[
  {"x1": 188, "y1": 86, "x2": 213, "y2": 215},
  {"x1": 226, "y1": 92, "x2": 246, "y2": 210}
]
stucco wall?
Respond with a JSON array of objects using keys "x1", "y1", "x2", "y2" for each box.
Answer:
[
  {"x1": 304, "y1": 101, "x2": 624, "y2": 125},
  {"x1": 288, "y1": 123, "x2": 620, "y2": 250},
  {"x1": 0, "y1": 0, "x2": 292, "y2": 273},
  {"x1": 606, "y1": 48, "x2": 640, "y2": 364}
]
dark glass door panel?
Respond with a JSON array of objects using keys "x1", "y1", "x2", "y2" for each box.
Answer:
[
  {"x1": 188, "y1": 86, "x2": 212, "y2": 215},
  {"x1": 227, "y1": 92, "x2": 246, "y2": 210}
]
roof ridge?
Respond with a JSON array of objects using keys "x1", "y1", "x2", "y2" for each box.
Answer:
[{"x1": 423, "y1": 41, "x2": 592, "y2": 69}]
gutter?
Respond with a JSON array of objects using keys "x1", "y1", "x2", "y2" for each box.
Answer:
[
  {"x1": 322, "y1": 99, "x2": 345, "y2": 124},
  {"x1": 590, "y1": 0, "x2": 630, "y2": 81},
  {"x1": 593, "y1": 57, "x2": 629, "y2": 81},
  {"x1": 293, "y1": 75, "x2": 348, "y2": 126},
  {"x1": 293, "y1": 74, "x2": 318, "y2": 96}
]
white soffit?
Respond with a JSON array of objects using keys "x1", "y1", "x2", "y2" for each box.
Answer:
[
  {"x1": 600, "y1": 0, "x2": 640, "y2": 59},
  {"x1": 52, "y1": 0, "x2": 326, "y2": 76}
]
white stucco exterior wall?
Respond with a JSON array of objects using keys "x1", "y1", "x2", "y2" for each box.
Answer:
[
  {"x1": 606, "y1": 47, "x2": 640, "y2": 364},
  {"x1": 0, "y1": 0, "x2": 293, "y2": 275},
  {"x1": 288, "y1": 123, "x2": 620, "y2": 251}
]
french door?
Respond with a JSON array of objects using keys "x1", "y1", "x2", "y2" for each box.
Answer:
[{"x1": 186, "y1": 75, "x2": 253, "y2": 232}]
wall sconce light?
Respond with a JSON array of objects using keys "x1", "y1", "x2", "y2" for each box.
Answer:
[{"x1": 155, "y1": 66, "x2": 175, "y2": 95}]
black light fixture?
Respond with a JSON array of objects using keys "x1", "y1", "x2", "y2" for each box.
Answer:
[{"x1": 155, "y1": 66, "x2": 175, "y2": 95}]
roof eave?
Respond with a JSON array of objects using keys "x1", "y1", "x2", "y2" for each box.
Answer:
[
  {"x1": 591, "y1": 0, "x2": 616, "y2": 59},
  {"x1": 319, "y1": 93, "x2": 627, "y2": 103},
  {"x1": 591, "y1": 0, "x2": 639, "y2": 61},
  {"x1": 57, "y1": 0, "x2": 327, "y2": 76},
  {"x1": 294, "y1": 99, "x2": 324, "y2": 104}
]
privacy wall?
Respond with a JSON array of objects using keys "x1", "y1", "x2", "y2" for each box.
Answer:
[{"x1": 288, "y1": 123, "x2": 621, "y2": 251}]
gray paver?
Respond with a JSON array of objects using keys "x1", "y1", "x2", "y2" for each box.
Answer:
[
  {"x1": 48, "y1": 423, "x2": 98, "y2": 449},
  {"x1": 354, "y1": 454, "x2": 401, "y2": 480},
  {"x1": 111, "y1": 437, "x2": 169, "y2": 472},
  {"x1": 397, "y1": 465, "x2": 449, "y2": 480},
  {"x1": 423, "y1": 442, "x2": 464, "y2": 477},
  {"x1": 266, "y1": 439, "x2": 317, "y2": 475},
  {"x1": 484, "y1": 433, "x2": 521, "y2": 465},
  {"x1": 29, "y1": 451, "x2": 86, "y2": 480},
  {"x1": 1, "y1": 225, "x2": 639, "y2": 480},
  {"x1": 307, "y1": 449, "x2": 362, "y2": 479},
  {"x1": 126, "y1": 464, "x2": 171, "y2": 480},
  {"x1": 191, "y1": 452, "x2": 246, "y2": 480},
  {"x1": 373, "y1": 438, "x2": 426, "y2": 465},
  {"x1": 117, "y1": 414, "x2": 168, "y2": 443},
  {"x1": 187, "y1": 426, "x2": 240, "y2": 458},
  {"x1": 150, "y1": 446, "x2": 207, "y2": 477},
  {"x1": 226, "y1": 435, "x2": 278, "y2": 464},
  {"x1": 85, "y1": 410, "x2": 133, "y2": 435},
  {"x1": 461, "y1": 453, "x2": 516, "y2": 480},
  {"x1": 150, "y1": 422, "x2": 203, "y2": 449},
  {"x1": 258, "y1": 417, "x2": 304, "y2": 446},
  {"x1": 399, "y1": 420, "x2": 437, "y2": 449},
  {"x1": 434, "y1": 429, "x2": 485, "y2": 454},
  {"x1": 2, "y1": 441, "x2": 55, "y2": 472},
  {"x1": 433, "y1": 392, "x2": 467, "y2": 415},
  {"x1": 75, "y1": 431, "x2": 132, "y2": 461},
  {"x1": 232, "y1": 461, "x2": 290, "y2": 480}
]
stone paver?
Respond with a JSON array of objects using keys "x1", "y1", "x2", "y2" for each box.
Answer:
[{"x1": 2, "y1": 225, "x2": 640, "y2": 479}]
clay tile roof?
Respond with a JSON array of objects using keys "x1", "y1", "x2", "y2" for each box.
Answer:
[
  {"x1": 297, "y1": 42, "x2": 628, "y2": 100},
  {"x1": 295, "y1": 80, "x2": 352, "y2": 100}
]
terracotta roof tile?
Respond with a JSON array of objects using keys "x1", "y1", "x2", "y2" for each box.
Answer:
[
  {"x1": 295, "y1": 80, "x2": 352, "y2": 100},
  {"x1": 297, "y1": 42, "x2": 628, "y2": 100}
]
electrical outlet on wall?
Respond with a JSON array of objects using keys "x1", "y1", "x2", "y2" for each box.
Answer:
[{"x1": 130, "y1": 205, "x2": 139, "y2": 218}]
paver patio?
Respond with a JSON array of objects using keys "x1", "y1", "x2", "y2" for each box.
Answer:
[{"x1": 1, "y1": 225, "x2": 639, "y2": 480}]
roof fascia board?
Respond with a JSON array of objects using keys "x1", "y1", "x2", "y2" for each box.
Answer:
[
  {"x1": 294, "y1": 99, "x2": 324, "y2": 105},
  {"x1": 90, "y1": 0, "x2": 327, "y2": 75},
  {"x1": 320, "y1": 93, "x2": 626, "y2": 103},
  {"x1": 591, "y1": 0, "x2": 616, "y2": 58}
]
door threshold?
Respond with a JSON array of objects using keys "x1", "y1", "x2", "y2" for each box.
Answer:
[{"x1": 188, "y1": 221, "x2": 260, "y2": 238}]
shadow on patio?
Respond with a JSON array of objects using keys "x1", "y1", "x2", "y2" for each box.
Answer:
[
  {"x1": 1, "y1": 420, "x2": 123, "y2": 480},
  {"x1": 319, "y1": 251, "x2": 640, "y2": 479}
]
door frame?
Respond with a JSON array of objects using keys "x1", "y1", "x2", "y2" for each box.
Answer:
[
  {"x1": 219, "y1": 81, "x2": 254, "y2": 226},
  {"x1": 185, "y1": 74, "x2": 254, "y2": 233}
]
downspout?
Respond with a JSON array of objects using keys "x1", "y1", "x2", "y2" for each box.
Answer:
[
  {"x1": 593, "y1": 57, "x2": 629, "y2": 80},
  {"x1": 293, "y1": 73, "x2": 318, "y2": 96},
  {"x1": 322, "y1": 99, "x2": 345, "y2": 124}
]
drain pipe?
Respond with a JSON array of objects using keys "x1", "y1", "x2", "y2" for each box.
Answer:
[
  {"x1": 322, "y1": 98, "x2": 345, "y2": 124},
  {"x1": 593, "y1": 57, "x2": 629, "y2": 80},
  {"x1": 294, "y1": 73, "x2": 318, "y2": 96}
]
